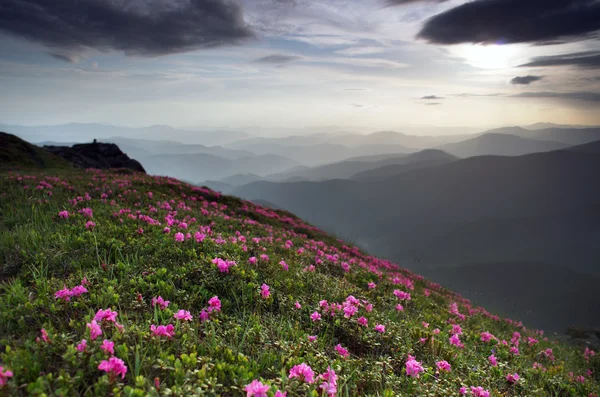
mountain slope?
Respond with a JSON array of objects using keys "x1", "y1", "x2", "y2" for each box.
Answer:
[
  {"x1": 437, "y1": 133, "x2": 568, "y2": 157},
  {"x1": 488, "y1": 126, "x2": 600, "y2": 145},
  {"x1": 351, "y1": 150, "x2": 457, "y2": 180},
  {"x1": 0, "y1": 132, "x2": 70, "y2": 169},
  {"x1": 1, "y1": 166, "x2": 598, "y2": 396},
  {"x1": 235, "y1": 148, "x2": 600, "y2": 330}
]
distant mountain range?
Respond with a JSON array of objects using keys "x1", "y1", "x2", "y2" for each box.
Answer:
[
  {"x1": 437, "y1": 133, "x2": 568, "y2": 157},
  {"x1": 234, "y1": 142, "x2": 600, "y2": 330}
]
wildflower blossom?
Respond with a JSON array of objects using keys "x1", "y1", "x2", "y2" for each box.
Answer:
[
  {"x1": 506, "y1": 373, "x2": 520, "y2": 384},
  {"x1": 357, "y1": 317, "x2": 368, "y2": 327},
  {"x1": 295, "y1": 301, "x2": 301, "y2": 309},
  {"x1": 100, "y1": 339, "x2": 115, "y2": 354},
  {"x1": 396, "y1": 304, "x2": 404, "y2": 311},
  {"x1": 289, "y1": 363, "x2": 315, "y2": 383},
  {"x1": 319, "y1": 367, "x2": 338, "y2": 397},
  {"x1": 87, "y1": 320, "x2": 102, "y2": 340},
  {"x1": 70, "y1": 285, "x2": 88, "y2": 296},
  {"x1": 40, "y1": 328, "x2": 49, "y2": 343},
  {"x1": 0, "y1": 366, "x2": 14, "y2": 386},
  {"x1": 174, "y1": 310, "x2": 193, "y2": 321},
  {"x1": 374, "y1": 324, "x2": 386, "y2": 333},
  {"x1": 152, "y1": 296, "x2": 170, "y2": 310},
  {"x1": 76, "y1": 339, "x2": 87, "y2": 352},
  {"x1": 55, "y1": 286, "x2": 72, "y2": 301},
  {"x1": 480, "y1": 332, "x2": 494, "y2": 342},
  {"x1": 85, "y1": 221, "x2": 96, "y2": 229},
  {"x1": 489, "y1": 354, "x2": 498, "y2": 367},
  {"x1": 470, "y1": 386, "x2": 490, "y2": 397},
  {"x1": 449, "y1": 334, "x2": 464, "y2": 348},
  {"x1": 244, "y1": 380, "x2": 270, "y2": 397},
  {"x1": 260, "y1": 284, "x2": 270, "y2": 299},
  {"x1": 368, "y1": 282, "x2": 376, "y2": 289},
  {"x1": 311, "y1": 312, "x2": 321, "y2": 322},
  {"x1": 174, "y1": 232, "x2": 184, "y2": 242},
  {"x1": 98, "y1": 356, "x2": 128, "y2": 379},
  {"x1": 393, "y1": 290, "x2": 411, "y2": 300},
  {"x1": 279, "y1": 260, "x2": 289, "y2": 270},
  {"x1": 58, "y1": 210, "x2": 69, "y2": 219},
  {"x1": 150, "y1": 324, "x2": 175, "y2": 338},
  {"x1": 208, "y1": 296, "x2": 221, "y2": 312},
  {"x1": 94, "y1": 309, "x2": 118, "y2": 323},
  {"x1": 335, "y1": 344, "x2": 349, "y2": 359},
  {"x1": 248, "y1": 256, "x2": 257, "y2": 265},
  {"x1": 436, "y1": 360, "x2": 451, "y2": 373},
  {"x1": 274, "y1": 391, "x2": 287, "y2": 397},
  {"x1": 308, "y1": 335, "x2": 317, "y2": 342},
  {"x1": 405, "y1": 355, "x2": 424, "y2": 378}
]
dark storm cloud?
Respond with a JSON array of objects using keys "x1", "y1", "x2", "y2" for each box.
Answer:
[
  {"x1": 386, "y1": 0, "x2": 448, "y2": 4},
  {"x1": 0, "y1": 0, "x2": 253, "y2": 61},
  {"x1": 510, "y1": 75, "x2": 543, "y2": 85},
  {"x1": 519, "y1": 51, "x2": 600, "y2": 69},
  {"x1": 421, "y1": 95, "x2": 443, "y2": 99},
  {"x1": 417, "y1": 0, "x2": 600, "y2": 45},
  {"x1": 253, "y1": 54, "x2": 301, "y2": 64},
  {"x1": 512, "y1": 91, "x2": 600, "y2": 102}
]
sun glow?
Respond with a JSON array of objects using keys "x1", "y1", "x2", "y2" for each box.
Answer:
[{"x1": 456, "y1": 44, "x2": 521, "y2": 70}]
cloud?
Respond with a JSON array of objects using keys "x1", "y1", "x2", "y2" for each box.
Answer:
[
  {"x1": 512, "y1": 91, "x2": 600, "y2": 102},
  {"x1": 417, "y1": 0, "x2": 600, "y2": 45},
  {"x1": 386, "y1": 0, "x2": 449, "y2": 4},
  {"x1": 421, "y1": 95, "x2": 443, "y2": 99},
  {"x1": 253, "y1": 54, "x2": 301, "y2": 64},
  {"x1": 425, "y1": 102, "x2": 441, "y2": 105},
  {"x1": 510, "y1": 75, "x2": 543, "y2": 85},
  {"x1": 351, "y1": 103, "x2": 364, "y2": 107},
  {"x1": 519, "y1": 51, "x2": 600, "y2": 69},
  {"x1": 0, "y1": 0, "x2": 253, "y2": 61}
]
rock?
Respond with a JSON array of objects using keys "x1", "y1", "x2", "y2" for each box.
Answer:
[{"x1": 45, "y1": 141, "x2": 146, "y2": 173}]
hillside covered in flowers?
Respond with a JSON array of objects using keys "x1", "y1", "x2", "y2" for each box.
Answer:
[{"x1": 0, "y1": 168, "x2": 598, "y2": 396}]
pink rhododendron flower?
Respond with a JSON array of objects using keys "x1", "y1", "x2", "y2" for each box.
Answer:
[
  {"x1": 55, "y1": 286, "x2": 72, "y2": 301},
  {"x1": 319, "y1": 367, "x2": 338, "y2": 397},
  {"x1": 87, "y1": 320, "x2": 102, "y2": 340},
  {"x1": 368, "y1": 282, "x2": 376, "y2": 289},
  {"x1": 357, "y1": 317, "x2": 368, "y2": 327},
  {"x1": 436, "y1": 360, "x2": 451, "y2": 372},
  {"x1": 288, "y1": 363, "x2": 315, "y2": 383},
  {"x1": 374, "y1": 324, "x2": 385, "y2": 333},
  {"x1": 405, "y1": 355, "x2": 424, "y2": 378},
  {"x1": 335, "y1": 344, "x2": 349, "y2": 359},
  {"x1": 174, "y1": 232, "x2": 184, "y2": 242},
  {"x1": 274, "y1": 391, "x2": 287, "y2": 397},
  {"x1": 489, "y1": 354, "x2": 498, "y2": 367},
  {"x1": 422, "y1": 322, "x2": 429, "y2": 328},
  {"x1": 174, "y1": 310, "x2": 193, "y2": 321},
  {"x1": 0, "y1": 366, "x2": 14, "y2": 386},
  {"x1": 98, "y1": 356, "x2": 128, "y2": 379},
  {"x1": 396, "y1": 304, "x2": 404, "y2": 311},
  {"x1": 459, "y1": 387, "x2": 467, "y2": 395},
  {"x1": 76, "y1": 339, "x2": 87, "y2": 352},
  {"x1": 152, "y1": 296, "x2": 170, "y2": 310},
  {"x1": 40, "y1": 328, "x2": 49, "y2": 343},
  {"x1": 150, "y1": 324, "x2": 175, "y2": 338},
  {"x1": 248, "y1": 256, "x2": 257, "y2": 265},
  {"x1": 70, "y1": 285, "x2": 88, "y2": 296},
  {"x1": 260, "y1": 284, "x2": 271, "y2": 299},
  {"x1": 506, "y1": 373, "x2": 520, "y2": 384},
  {"x1": 510, "y1": 347, "x2": 520, "y2": 355},
  {"x1": 470, "y1": 386, "x2": 490, "y2": 397},
  {"x1": 58, "y1": 210, "x2": 69, "y2": 219},
  {"x1": 244, "y1": 380, "x2": 270, "y2": 397},
  {"x1": 208, "y1": 296, "x2": 221, "y2": 312},
  {"x1": 449, "y1": 334, "x2": 463, "y2": 348},
  {"x1": 85, "y1": 221, "x2": 96, "y2": 229},
  {"x1": 393, "y1": 290, "x2": 411, "y2": 300},
  {"x1": 199, "y1": 310, "x2": 210, "y2": 322},
  {"x1": 260, "y1": 254, "x2": 269, "y2": 262},
  {"x1": 100, "y1": 339, "x2": 115, "y2": 355},
  {"x1": 279, "y1": 260, "x2": 289, "y2": 270},
  {"x1": 308, "y1": 335, "x2": 317, "y2": 342},
  {"x1": 94, "y1": 309, "x2": 118, "y2": 323},
  {"x1": 311, "y1": 312, "x2": 321, "y2": 322},
  {"x1": 480, "y1": 332, "x2": 494, "y2": 342},
  {"x1": 433, "y1": 328, "x2": 441, "y2": 335},
  {"x1": 295, "y1": 301, "x2": 301, "y2": 309}
]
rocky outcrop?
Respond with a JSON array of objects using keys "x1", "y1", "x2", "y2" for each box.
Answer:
[{"x1": 45, "y1": 141, "x2": 146, "y2": 173}]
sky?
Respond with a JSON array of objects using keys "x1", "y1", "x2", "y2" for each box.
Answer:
[{"x1": 1, "y1": 0, "x2": 600, "y2": 133}]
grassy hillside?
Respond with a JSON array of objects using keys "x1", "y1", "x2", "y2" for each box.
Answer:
[
  {"x1": 0, "y1": 132, "x2": 70, "y2": 170},
  {"x1": 0, "y1": 168, "x2": 598, "y2": 396}
]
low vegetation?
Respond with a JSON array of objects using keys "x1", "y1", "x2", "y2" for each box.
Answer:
[{"x1": 0, "y1": 168, "x2": 598, "y2": 396}]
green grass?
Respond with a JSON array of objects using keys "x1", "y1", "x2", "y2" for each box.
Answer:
[
  {"x1": 0, "y1": 168, "x2": 597, "y2": 396},
  {"x1": 0, "y1": 132, "x2": 71, "y2": 170}
]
